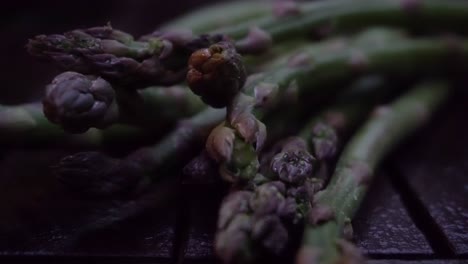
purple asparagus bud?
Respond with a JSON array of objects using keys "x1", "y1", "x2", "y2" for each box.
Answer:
[
  {"x1": 270, "y1": 137, "x2": 315, "y2": 184},
  {"x1": 43, "y1": 71, "x2": 118, "y2": 133}
]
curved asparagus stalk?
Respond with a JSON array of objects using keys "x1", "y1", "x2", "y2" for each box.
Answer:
[
  {"x1": 219, "y1": 0, "x2": 468, "y2": 42},
  {"x1": 206, "y1": 29, "x2": 468, "y2": 184},
  {"x1": 160, "y1": 1, "x2": 272, "y2": 34},
  {"x1": 43, "y1": 71, "x2": 205, "y2": 133},
  {"x1": 55, "y1": 107, "x2": 225, "y2": 196},
  {"x1": 215, "y1": 75, "x2": 393, "y2": 264},
  {"x1": 298, "y1": 82, "x2": 450, "y2": 264},
  {"x1": 0, "y1": 103, "x2": 144, "y2": 147}
]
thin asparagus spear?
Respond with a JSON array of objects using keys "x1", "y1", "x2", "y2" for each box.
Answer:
[
  {"x1": 219, "y1": 0, "x2": 468, "y2": 42},
  {"x1": 0, "y1": 103, "x2": 144, "y2": 147},
  {"x1": 298, "y1": 82, "x2": 450, "y2": 264}
]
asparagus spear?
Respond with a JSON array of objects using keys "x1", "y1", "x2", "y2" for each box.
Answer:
[
  {"x1": 27, "y1": 25, "x2": 224, "y2": 88},
  {"x1": 0, "y1": 103, "x2": 144, "y2": 147},
  {"x1": 215, "y1": 75, "x2": 394, "y2": 264},
  {"x1": 219, "y1": 0, "x2": 468, "y2": 42},
  {"x1": 55, "y1": 107, "x2": 225, "y2": 196},
  {"x1": 43, "y1": 72, "x2": 204, "y2": 133},
  {"x1": 298, "y1": 82, "x2": 450, "y2": 264},
  {"x1": 203, "y1": 29, "x2": 468, "y2": 184},
  {"x1": 160, "y1": 1, "x2": 272, "y2": 34}
]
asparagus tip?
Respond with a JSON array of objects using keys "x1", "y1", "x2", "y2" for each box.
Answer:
[
  {"x1": 270, "y1": 137, "x2": 315, "y2": 184},
  {"x1": 187, "y1": 41, "x2": 246, "y2": 108},
  {"x1": 43, "y1": 72, "x2": 118, "y2": 133}
]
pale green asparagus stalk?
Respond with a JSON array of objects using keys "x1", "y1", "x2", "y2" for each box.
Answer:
[
  {"x1": 219, "y1": 0, "x2": 468, "y2": 42},
  {"x1": 160, "y1": 1, "x2": 272, "y2": 34},
  {"x1": 0, "y1": 103, "x2": 143, "y2": 147},
  {"x1": 298, "y1": 82, "x2": 450, "y2": 264}
]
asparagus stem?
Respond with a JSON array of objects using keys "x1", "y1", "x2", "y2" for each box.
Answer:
[
  {"x1": 299, "y1": 82, "x2": 450, "y2": 264},
  {"x1": 219, "y1": 0, "x2": 468, "y2": 42},
  {"x1": 0, "y1": 103, "x2": 143, "y2": 147},
  {"x1": 116, "y1": 85, "x2": 205, "y2": 130},
  {"x1": 130, "y1": 107, "x2": 226, "y2": 175},
  {"x1": 160, "y1": 1, "x2": 271, "y2": 34}
]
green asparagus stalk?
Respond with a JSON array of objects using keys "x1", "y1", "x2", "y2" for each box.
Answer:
[
  {"x1": 298, "y1": 82, "x2": 450, "y2": 264},
  {"x1": 0, "y1": 103, "x2": 144, "y2": 147},
  {"x1": 219, "y1": 0, "x2": 468, "y2": 42},
  {"x1": 55, "y1": 107, "x2": 225, "y2": 196},
  {"x1": 43, "y1": 71, "x2": 205, "y2": 133},
  {"x1": 204, "y1": 29, "x2": 468, "y2": 184},
  {"x1": 160, "y1": 1, "x2": 272, "y2": 34}
]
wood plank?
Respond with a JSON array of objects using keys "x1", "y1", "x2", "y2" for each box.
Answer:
[
  {"x1": 182, "y1": 184, "x2": 225, "y2": 262},
  {"x1": 353, "y1": 173, "x2": 433, "y2": 256},
  {"x1": 392, "y1": 92, "x2": 468, "y2": 256}
]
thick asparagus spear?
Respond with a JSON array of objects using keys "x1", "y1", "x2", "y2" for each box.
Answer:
[
  {"x1": 43, "y1": 72, "x2": 204, "y2": 133},
  {"x1": 298, "y1": 82, "x2": 450, "y2": 264},
  {"x1": 160, "y1": 1, "x2": 272, "y2": 34},
  {"x1": 219, "y1": 0, "x2": 468, "y2": 42}
]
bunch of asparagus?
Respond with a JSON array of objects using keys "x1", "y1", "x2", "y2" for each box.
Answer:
[{"x1": 5, "y1": 0, "x2": 468, "y2": 263}]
